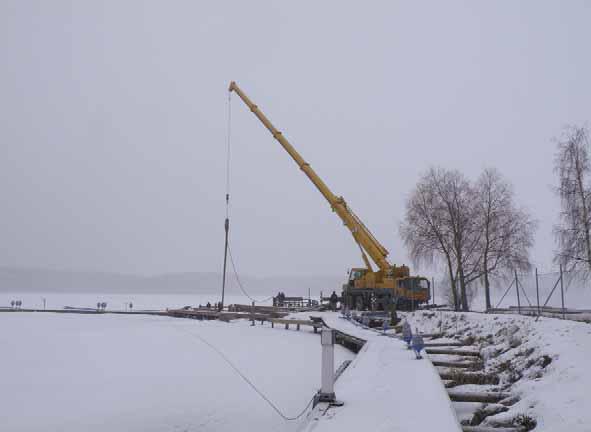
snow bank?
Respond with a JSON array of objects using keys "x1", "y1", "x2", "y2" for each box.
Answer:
[{"x1": 403, "y1": 310, "x2": 591, "y2": 431}]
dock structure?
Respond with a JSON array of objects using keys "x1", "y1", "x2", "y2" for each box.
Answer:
[
  {"x1": 0, "y1": 304, "x2": 291, "y2": 322},
  {"x1": 297, "y1": 312, "x2": 462, "y2": 432}
]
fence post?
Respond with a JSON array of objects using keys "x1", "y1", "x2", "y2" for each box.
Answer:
[
  {"x1": 535, "y1": 268, "x2": 540, "y2": 317},
  {"x1": 432, "y1": 277, "x2": 435, "y2": 305},
  {"x1": 560, "y1": 264, "x2": 565, "y2": 319},
  {"x1": 515, "y1": 270, "x2": 521, "y2": 315}
]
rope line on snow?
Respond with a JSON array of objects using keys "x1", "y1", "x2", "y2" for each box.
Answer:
[
  {"x1": 227, "y1": 241, "x2": 274, "y2": 304},
  {"x1": 169, "y1": 323, "x2": 315, "y2": 421}
]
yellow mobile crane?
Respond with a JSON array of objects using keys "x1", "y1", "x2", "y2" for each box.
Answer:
[{"x1": 229, "y1": 82, "x2": 430, "y2": 310}]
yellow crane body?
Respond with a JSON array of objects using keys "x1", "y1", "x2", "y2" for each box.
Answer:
[{"x1": 229, "y1": 81, "x2": 430, "y2": 310}]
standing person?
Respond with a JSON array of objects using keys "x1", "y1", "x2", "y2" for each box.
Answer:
[
  {"x1": 329, "y1": 291, "x2": 338, "y2": 311},
  {"x1": 402, "y1": 321, "x2": 412, "y2": 349},
  {"x1": 411, "y1": 330, "x2": 425, "y2": 359}
]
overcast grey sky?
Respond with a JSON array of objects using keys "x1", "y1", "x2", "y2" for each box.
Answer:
[{"x1": 1, "y1": 1, "x2": 590, "y2": 277}]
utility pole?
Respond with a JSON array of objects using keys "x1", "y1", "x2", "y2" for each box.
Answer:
[{"x1": 220, "y1": 193, "x2": 230, "y2": 312}]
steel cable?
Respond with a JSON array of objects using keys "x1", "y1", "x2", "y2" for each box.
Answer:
[
  {"x1": 227, "y1": 241, "x2": 274, "y2": 304},
  {"x1": 170, "y1": 323, "x2": 315, "y2": 421}
]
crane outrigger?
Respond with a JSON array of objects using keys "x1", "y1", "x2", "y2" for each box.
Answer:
[{"x1": 229, "y1": 81, "x2": 430, "y2": 310}]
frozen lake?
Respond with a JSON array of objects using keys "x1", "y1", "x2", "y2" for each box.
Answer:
[
  {"x1": 0, "y1": 292, "x2": 273, "y2": 311},
  {"x1": 0, "y1": 312, "x2": 354, "y2": 432}
]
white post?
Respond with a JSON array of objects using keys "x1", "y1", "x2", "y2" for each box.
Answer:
[{"x1": 319, "y1": 328, "x2": 335, "y2": 402}]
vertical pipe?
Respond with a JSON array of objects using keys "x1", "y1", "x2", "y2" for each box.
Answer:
[
  {"x1": 560, "y1": 264, "x2": 566, "y2": 319},
  {"x1": 535, "y1": 268, "x2": 541, "y2": 317},
  {"x1": 320, "y1": 329, "x2": 335, "y2": 401},
  {"x1": 515, "y1": 270, "x2": 521, "y2": 315},
  {"x1": 220, "y1": 201, "x2": 230, "y2": 311}
]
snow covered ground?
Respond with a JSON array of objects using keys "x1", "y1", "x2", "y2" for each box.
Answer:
[
  {"x1": 402, "y1": 310, "x2": 591, "y2": 431},
  {"x1": 0, "y1": 312, "x2": 353, "y2": 432}
]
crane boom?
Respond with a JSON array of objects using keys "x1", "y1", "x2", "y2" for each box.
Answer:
[{"x1": 229, "y1": 81, "x2": 391, "y2": 272}]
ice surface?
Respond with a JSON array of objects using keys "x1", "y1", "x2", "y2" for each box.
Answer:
[{"x1": 0, "y1": 313, "x2": 353, "y2": 432}]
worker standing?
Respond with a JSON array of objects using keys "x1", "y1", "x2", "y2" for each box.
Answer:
[
  {"x1": 411, "y1": 330, "x2": 425, "y2": 359},
  {"x1": 402, "y1": 321, "x2": 412, "y2": 349},
  {"x1": 329, "y1": 291, "x2": 338, "y2": 311}
]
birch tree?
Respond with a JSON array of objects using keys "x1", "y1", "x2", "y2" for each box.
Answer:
[{"x1": 554, "y1": 126, "x2": 591, "y2": 272}]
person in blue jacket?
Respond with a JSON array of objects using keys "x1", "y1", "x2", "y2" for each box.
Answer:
[
  {"x1": 411, "y1": 330, "x2": 425, "y2": 359},
  {"x1": 402, "y1": 321, "x2": 412, "y2": 349}
]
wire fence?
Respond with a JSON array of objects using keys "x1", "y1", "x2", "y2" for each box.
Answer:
[{"x1": 491, "y1": 266, "x2": 591, "y2": 322}]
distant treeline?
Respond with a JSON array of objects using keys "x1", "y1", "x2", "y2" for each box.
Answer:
[{"x1": 0, "y1": 267, "x2": 340, "y2": 296}]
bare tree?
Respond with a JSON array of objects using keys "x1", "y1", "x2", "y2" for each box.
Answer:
[
  {"x1": 554, "y1": 126, "x2": 591, "y2": 272},
  {"x1": 432, "y1": 168, "x2": 481, "y2": 311},
  {"x1": 402, "y1": 167, "x2": 535, "y2": 311},
  {"x1": 401, "y1": 167, "x2": 480, "y2": 311},
  {"x1": 401, "y1": 169, "x2": 459, "y2": 309},
  {"x1": 475, "y1": 168, "x2": 536, "y2": 310}
]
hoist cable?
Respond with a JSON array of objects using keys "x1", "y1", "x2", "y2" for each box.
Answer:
[
  {"x1": 225, "y1": 91, "x2": 232, "y2": 217},
  {"x1": 227, "y1": 241, "x2": 274, "y2": 304},
  {"x1": 222, "y1": 90, "x2": 273, "y2": 305}
]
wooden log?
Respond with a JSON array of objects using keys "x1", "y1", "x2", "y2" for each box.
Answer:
[
  {"x1": 498, "y1": 394, "x2": 520, "y2": 407},
  {"x1": 438, "y1": 371, "x2": 499, "y2": 385},
  {"x1": 422, "y1": 333, "x2": 444, "y2": 338},
  {"x1": 448, "y1": 391, "x2": 512, "y2": 403},
  {"x1": 462, "y1": 427, "x2": 524, "y2": 432},
  {"x1": 426, "y1": 348, "x2": 480, "y2": 357},
  {"x1": 432, "y1": 360, "x2": 480, "y2": 369},
  {"x1": 424, "y1": 342, "x2": 467, "y2": 347}
]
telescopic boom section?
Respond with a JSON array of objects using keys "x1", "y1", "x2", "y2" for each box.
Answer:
[{"x1": 228, "y1": 81, "x2": 391, "y2": 272}]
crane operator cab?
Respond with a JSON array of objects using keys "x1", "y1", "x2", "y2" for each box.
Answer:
[
  {"x1": 396, "y1": 277, "x2": 431, "y2": 309},
  {"x1": 343, "y1": 268, "x2": 430, "y2": 311}
]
